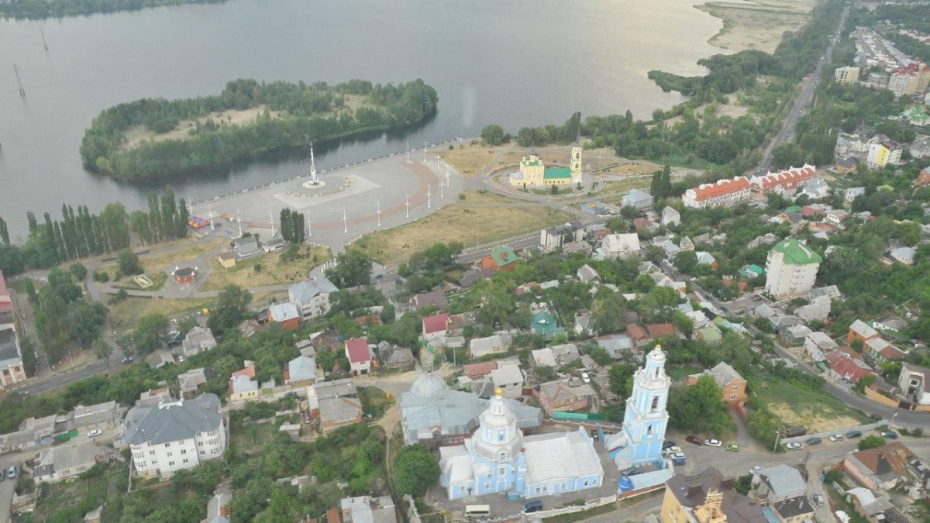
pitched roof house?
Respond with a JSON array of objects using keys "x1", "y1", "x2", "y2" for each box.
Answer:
[
  {"x1": 481, "y1": 246, "x2": 520, "y2": 272},
  {"x1": 344, "y1": 337, "x2": 374, "y2": 375},
  {"x1": 844, "y1": 442, "x2": 918, "y2": 491}
]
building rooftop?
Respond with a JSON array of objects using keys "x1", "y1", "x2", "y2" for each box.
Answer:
[
  {"x1": 345, "y1": 337, "x2": 371, "y2": 363},
  {"x1": 124, "y1": 394, "x2": 223, "y2": 446},
  {"x1": 289, "y1": 277, "x2": 339, "y2": 302},
  {"x1": 268, "y1": 302, "x2": 300, "y2": 322},
  {"x1": 287, "y1": 356, "x2": 318, "y2": 383},
  {"x1": 666, "y1": 467, "x2": 767, "y2": 523},
  {"x1": 523, "y1": 430, "x2": 603, "y2": 484},
  {"x1": 771, "y1": 238, "x2": 822, "y2": 265}
]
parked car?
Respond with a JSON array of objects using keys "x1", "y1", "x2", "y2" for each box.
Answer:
[
  {"x1": 806, "y1": 437, "x2": 822, "y2": 446},
  {"x1": 590, "y1": 429, "x2": 599, "y2": 441},
  {"x1": 581, "y1": 372, "x2": 591, "y2": 384},
  {"x1": 813, "y1": 494, "x2": 825, "y2": 506},
  {"x1": 750, "y1": 465, "x2": 763, "y2": 475},
  {"x1": 726, "y1": 444, "x2": 739, "y2": 452},
  {"x1": 704, "y1": 439, "x2": 722, "y2": 447},
  {"x1": 662, "y1": 441, "x2": 677, "y2": 449},
  {"x1": 87, "y1": 429, "x2": 102, "y2": 437},
  {"x1": 7, "y1": 466, "x2": 15, "y2": 479},
  {"x1": 829, "y1": 433, "x2": 844, "y2": 442},
  {"x1": 846, "y1": 430, "x2": 862, "y2": 439},
  {"x1": 686, "y1": 435, "x2": 703, "y2": 446},
  {"x1": 663, "y1": 446, "x2": 682, "y2": 456},
  {"x1": 620, "y1": 466, "x2": 642, "y2": 476},
  {"x1": 881, "y1": 431, "x2": 898, "y2": 439},
  {"x1": 523, "y1": 500, "x2": 543, "y2": 514},
  {"x1": 0, "y1": 469, "x2": 5, "y2": 481},
  {"x1": 786, "y1": 442, "x2": 804, "y2": 450},
  {"x1": 671, "y1": 452, "x2": 687, "y2": 466},
  {"x1": 121, "y1": 356, "x2": 134, "y2": 364}
]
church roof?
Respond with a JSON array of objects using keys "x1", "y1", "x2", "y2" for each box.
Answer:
[
  {"x1": 523, "y1": 430, "x2": 604, "y2": 483},
  {"x1": 409, "y1": 372, "x2": 449, "y2": 398},
  {"x1": 544, "y1": 167, "x2": 572, "y2": 179}
]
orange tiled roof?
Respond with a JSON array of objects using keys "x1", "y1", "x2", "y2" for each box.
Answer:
[{"x1": 688, "y1": 177, "x2": 751, "y2": 202}]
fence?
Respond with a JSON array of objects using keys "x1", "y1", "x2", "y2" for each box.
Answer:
[{"x1": 479, "y1": 495, "x2": 617, "y2": 523}]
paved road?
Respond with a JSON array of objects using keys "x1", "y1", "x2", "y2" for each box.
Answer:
[
  {"x1": 756, "y1": 5, "x2": 849, "y2": 174},
  {"x1": 0, "y1": 457, "x2": 18, "y2": 523}
]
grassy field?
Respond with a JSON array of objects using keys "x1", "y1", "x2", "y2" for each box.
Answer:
[
  {"x1": 753, "y1": 377, "x2": 870, "y2": 433},
  {"x1": 29, "y1": 461, "x2": 129, "y2": 522},
  {"x1": 352, "y1": 190, "x2": 574, "y2": 265},
  {"x1": 666, "y1": 364, "x2": 704, "y2": 381},
  {"x1": 98, "y1": 237, "x2": 228, "y2": 278},
  {"x1": 699, "y1": 0, "x2": 813, "y2": 53},
  {"x1": 108, "y1": 295, "x2": 216, "y2": 331},
  {"x1": 201, "y1": 245, "x2": 330, "y2": 291}
]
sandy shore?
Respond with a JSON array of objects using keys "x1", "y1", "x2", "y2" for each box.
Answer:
[{"x1": 698, "y1": 0, "x2": 815, "y2": 53}]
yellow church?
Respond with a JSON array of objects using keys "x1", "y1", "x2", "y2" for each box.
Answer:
[{"x1": 509, "y1": 145, "x2": 583, "y2": 188}]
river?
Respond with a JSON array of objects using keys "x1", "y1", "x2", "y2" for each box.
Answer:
[{"x1": 0, "y1": 0, "x2": 724, "y2": 237}]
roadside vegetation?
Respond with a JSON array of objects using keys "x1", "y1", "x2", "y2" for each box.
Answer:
[{"x1": 0, "y1": 0, "x2": 223, "y2": 19}]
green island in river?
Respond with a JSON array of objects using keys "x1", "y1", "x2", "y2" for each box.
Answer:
[
  {"x1": 0, "y1": 0, "x2": 225, "y2": 19},
  {"x1": 80, "y1": 79, "x2": 439, "y2": 178}
]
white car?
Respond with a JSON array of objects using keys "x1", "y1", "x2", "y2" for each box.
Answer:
[
  {"x1": 750, "y1": 465, "x2": 763, "y2": 475},
  {"x1": 663, "y1": 446, "x2": 682, "y2": 455},
  {"x1": 87, "y1": 429, "x2": 102, "y2": 437},
  {"x1": 786, "y1": 442, "x2": 803, "y2": 450},
  {"x1": 704, "y1": 439, "x2": 722, "y2": 447},
  {"x1": 581, "y1": 372, "x2": 591, "y2": 384},
  {"x1": 829, "y1": 433, "x2": 844, "y2": 442}
]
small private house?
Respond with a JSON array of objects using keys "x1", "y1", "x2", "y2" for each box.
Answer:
[
  {"x1": 531, "y1": 310, "x2": 564, "y2": 340},
  {"x1": 844, "y1": 442, "x2": 919, "y2": 491},
  {"x1": 469, "y1": 334, "x2": 512, "y2": 359},
  {"x1": 181, "y1": 326, "x2": 217, "y2": 357},
  {"x1": 481, "y1": 245, "x2": 520, "y2": 272},
  {"x1": 232, "y1": 236, "x2": 261, "y2": 258},
  {"x1": 898, "y1": 363, "x2": 930, "y2": 405},
  {"x1": 687, "y1": 362, "x2": 747, "y2": 408},
  {"x1": 661, "y1": 206, "x2": 681, "y2": 227},
  {"x1": 421, "y1": 313, "x2": 452, "y2": 341},
  {"x1": 410, "y1": 290, "x2": 448, "y2": 310},
  {"x1": 284, "y1": 355, "x2": 318, "y2": 386},
  {"x1": 489, "y1": 364, "x2": 524, "y2": 399},
  {"x1": 310, "y1": 379, "x2": 363, "y2": 432},
  {"x1": 34, "y1": 439, "x2": 104, "y2": 484},
  {"x1": 752, "y1": 465, "x2": 807, "y2": 503},
  {"x1": 267, "y1": 303, "x2": 301, "y2": 330},
  {"x1": 848, "y1": 319, "x2": 880, "y2": 344},
  {"x1": 340, "y1": 495, "x2": 397, "y2": 523},
  {"x1": 344, "y1": 337, "x2": 374, "y2": 375},
  {"x1": 601, "y1": 233, "x2": 641, "y2": 259},
  {"x1": 534, "y1": 379, "x2": 597, "y2": 416}
]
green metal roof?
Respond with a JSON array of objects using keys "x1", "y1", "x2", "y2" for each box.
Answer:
[
  {"x1": 771, "y1": 238, "x2": 822, "y2": 265},
  {"x1": 490, "y1": 246, "x2": 519, "y2": 266},
  {"x1": 543, "y1": 167, "x2": 572, "y2": 179},
  {"x1": 785, "y1": 206, "x2": 802, "y2": 213},
  {"x1": 522, "y1": 158, "x2": 542, "y2": 167}
]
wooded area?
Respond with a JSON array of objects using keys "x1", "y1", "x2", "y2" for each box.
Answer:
[{"x1": 80, "y1": 79, "x2": 438, "y2": 177}]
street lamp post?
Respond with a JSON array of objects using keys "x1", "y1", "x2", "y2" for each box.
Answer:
[{"x1": 773, "y1": 430, "x2": 781, "y2": 453}]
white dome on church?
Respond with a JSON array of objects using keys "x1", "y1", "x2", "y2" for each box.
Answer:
[{"x1": 409, "y1": 371, "x2": 449, "y2": 398}]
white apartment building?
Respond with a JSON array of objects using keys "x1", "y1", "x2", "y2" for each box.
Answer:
[
  {"x1": 124, "y1": 393, "x2": 227, "y2": 479},
  {"x1": 764, "y1": 239, "x2": 822, "y2": 299},
  {"x1": 288, "y1": 276, "x2": 339, "y2": 321}
]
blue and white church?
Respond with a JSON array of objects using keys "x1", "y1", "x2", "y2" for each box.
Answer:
[
  {"x1": 439, "y1": 388, "x2": 604, "y2": 500},
  {"x1": 606, "y1": 345, "x2": 675, "y2": 494}
]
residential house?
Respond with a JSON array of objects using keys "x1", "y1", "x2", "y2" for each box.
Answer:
[
  {"x1": 679, "y1": 236, "x2": 695, "y2": 251},
  {"x1": 458, "y1": 267, "x2": 495, "y2": 288},
  {"x1": 490, "y1": 364, "x2": 524, "y2": 399},
  {"x1": 137, "y1": 388, "x2": 172, "y2": 407},
  {"x1": 602, "y1": 233, "x2": 641, "y2": 259},
  {"x1": 627, "y1": 324, "x2": 650, "y2": 348},
  {"x1": 469, "y1": 334, "x2": 512, "y2": 359},
  {"x1": 803, "y1": 332, "x2": 837, "y2": 362},
  {"x1": 764, "y1": 239, "x2": 821, "y2": 299},
  {"x1": 540, "y1": 222, "x2": 584, "y2": 251},
  {"x1": 845, "y1": 487, "x2": 895, "y2": 523},
  {"x1": 836, "y1": 157, "x2": 859, "y2": 175},
  {"x1": 682, "y1": 177, "x2": 752, "y2": 209},
  {"x1": 284, "y1": 355, "x2": 318, "y2": 386},
  {"x1": 695, "y1": 252, "x2": 717, "y2": 269},
  {"x1": 695, "y1": 326, "x2": 723, "y2": 345},
  {"x1": 410, "y1": 290, "x2": 448, "y2": 310},
  {"x1": 866, "y1": 135, "x2": 903, "y2": 169},
  {"x1": 772, "y1": 497, "x2": 815, "y2": 523},
  {"x1": 0, "y1": 271, "x2": 26, "y2": 392},
  {"x1": 752, "y1": 465, "x2": 807, "y2": 503},
  {"x1": 844, "y1": 442, "x2": 918, "y2": 491},
  {"x1": 800, "y1": 178, "x2": 830, "y2": 200},
  {"x1": 531, "y1": 310, "x2": 565, "y2": 340},
  {"x1": 146, "y1": 349, "x2": 176, "y2": 369},
  {"x1": 662, "y1": 206, "x2": 681, "y2": 227},
  {"x1": 267, "y1": 303, "x2": 301, "y2": 330},
  {"x1": 622, "y1": 188, "x2": 653, "y2": 210},
  {"x1": 826, "y1": 209, "x2": 849, "y2": 225},
  {"x1": 865, "y1": 338, "x2": 906, "y2": 364},
  {"x1": 534, "y1": 379, "x2": 597, "y2": 416},
  {"x1": 339, "y1": 495, "x2": 397, "y2": 523},
  {"x1": 577, "y1": 264, "x2": 601, "y2": 284},
  {"x1": 660, "y1": 467, "x2": 766, "y2": 523},
  {"x1": 377, "y1": 342, "x2": 415, "y2": 371},
  {"x1": 646, "y1": 323, "x2": 676, "y2": 340},
  {"x1": 531, "y1": 344, "x2": 581, "y2": 368},
  {"x1": 124, "y1": 394, "x2": 227, "y2": 479},
  {"x1": 827, "y1": 353, "x2": 874, "y2": 384},
  {"x1": 889, "y1": 246, "x2": 916, "y2": 265},
  {"x1": 687, "y1": 362, "x2": 747, "y2": 407},
  {"x1": 796, "y1": 295, "x2": 831, "y2": 323},
  {"x1": 463, "y1": 361, "x2": 498, "y2": 380},
  {"x1": 181, "y1": 327, "x2": 217, "y2": 357},
  {"x1": 34, "y1": 439, "x2": 104, "y2": 484},
  {"x1": 178, "y1": 368, "x2": 214, "y2": 399},
  {"x1": 345, "y1": 337, "x2": 374, "y2": 375},
  {"x1": 844, "y1": 187, "x2": 866, "y2": 204},
  {"x1": 848, "y1": 320, "x2": 880, "y2": 344},
  {"x1": 898, "y1": 363, "x2": 930, "y2": 405},
  {"x1": 595, "y1": 334, "x2": 634, "y2": 359},
  {"x1": 749, "y1": 165, "x2": 817, "y2": 197},
  {"x1": 422, "y1": 313, "x2": 452, "y2": 341},
  {"x1": 288, "y1": 277, "x2": 339, "y2": 320},
  {"x1": 229, "y1": 373, "x2": 259, "y2": 402},
  {"x1": 310, "y1": 379, "x2": 363, "y2": 432},
  {"x1": 481, "y1": 246, "x2": 520, "y2": 272}
]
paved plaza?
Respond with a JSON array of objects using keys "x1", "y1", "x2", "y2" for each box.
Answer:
[{"x1": 190, "y1": 151, "x2": 464, "y2": 252}]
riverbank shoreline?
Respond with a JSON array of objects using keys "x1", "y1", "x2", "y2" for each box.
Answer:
[{"x1": 698, "y1": 0, "x2": 815, "y2": 53}]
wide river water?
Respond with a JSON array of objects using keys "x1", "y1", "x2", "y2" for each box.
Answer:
[{"x1": 0, "y1": 0, "x2": 724, "y2": 237}]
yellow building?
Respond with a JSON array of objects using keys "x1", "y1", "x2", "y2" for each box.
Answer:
[{"x1": 509, "y1": 146, "x2": 584, "y2": 188}]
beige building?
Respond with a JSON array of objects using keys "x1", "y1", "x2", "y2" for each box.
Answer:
[
  {"x1": 834, "y1": 66, "x2": 860, "y2": 84},
  {"x1": 764, "y1": 239, "x2": 821, "y2": 299},
  {"x1": 660, "y1": 467, "x2": 765, "y2": 523}
]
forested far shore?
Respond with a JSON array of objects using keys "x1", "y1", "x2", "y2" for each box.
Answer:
[
  {"x1": 0, "y1": 0, "x2": 224, "y2": 19},
  {"x1": 80, "y1": 78, "x2": 439, "y2": 178}
]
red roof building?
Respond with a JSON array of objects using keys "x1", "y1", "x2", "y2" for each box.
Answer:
[
  {"x1": 646, "y1": 323, "x2": 676, "y2": 339},
  {"x1": 915, "y1": 168, "x2": 930, "y2": 189},
  {"x1": 748, "y1": 164, "x2": 817, "y2": 195},
  {"x1": 422, "y1": 313, "x2": 451, "y2": 338},
  {"x1": 627, "y1": 324, "x2": 649, "y2": 345},
  {"x1": 682, "y1": 177, "x2": 752, "y2": 209},
  {"x1": 344, "y1": 337, "x2": 373, "y2": 375},
  {"x1": 463, "y1": 361, "x2": 498, "y2": 380},
  {"x1": 828, "y1": 355, "x2": 874, "y2": 383}
]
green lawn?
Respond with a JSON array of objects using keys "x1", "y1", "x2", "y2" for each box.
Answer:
[
  {"x1": 666, "y1": 364, "x2": 703, "y2": 380},
  {"x1": 752, "y1": 376, "x2": 870, "y2": 432}
]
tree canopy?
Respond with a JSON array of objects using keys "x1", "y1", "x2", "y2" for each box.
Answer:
[{"x1": 393, "y1": 444, "x2": 440, "y2": 496}]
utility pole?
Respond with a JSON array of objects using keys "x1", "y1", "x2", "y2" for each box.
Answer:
[
  {"x1": 427, "y1": 185, "x2": 432, "y2": 209},
  {"x1": 40, "y1": 28, "x2": 48, "y2": 51},
  {"x1": 208, "y1": 204, "x2": 215, "y2": 230},
  {"x1": 269, "y1": 210, "x2": 274, "y2": 238},
  {"x1": 236, "y1": 209, "x2": 242, "y2": 237},
  {"x1": 343, "y1": 207, "x2": 348, "y2": 234},
  {"x1": 405, "y1": 195, "x2": 410, "y2": 219},
  {"x1": 377, "y1": 201, "x2": 381, "y2": 228},
  {"x1": 14, "y1": 65, "x2": 25, "y2": 97},
  {"x1": 773, "y1": 431, "x2": 781, "y2": 453},
  {"x1": 440, "y1": 180, "x2": 444, "y2": 199},
  {"x1": 406, "y1": 140, "x2": 410, "y2": 162},
  {"x1": 307, "y1": 218, "x2": 312, "y2": 238}
]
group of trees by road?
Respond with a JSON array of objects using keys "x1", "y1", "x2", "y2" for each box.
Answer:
[
  {"x1": 278, "y1": 208, "x2": 306, "y2": 244},
  {"x1": 0, "y1": 0, "x2": 223, "y2": 19},
  {"x1": 0, "y1": 187, "x2": 190, "y2": 278},
  {"x1": 81, "y1": 78, "x2": 438, "y2": 178}
]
